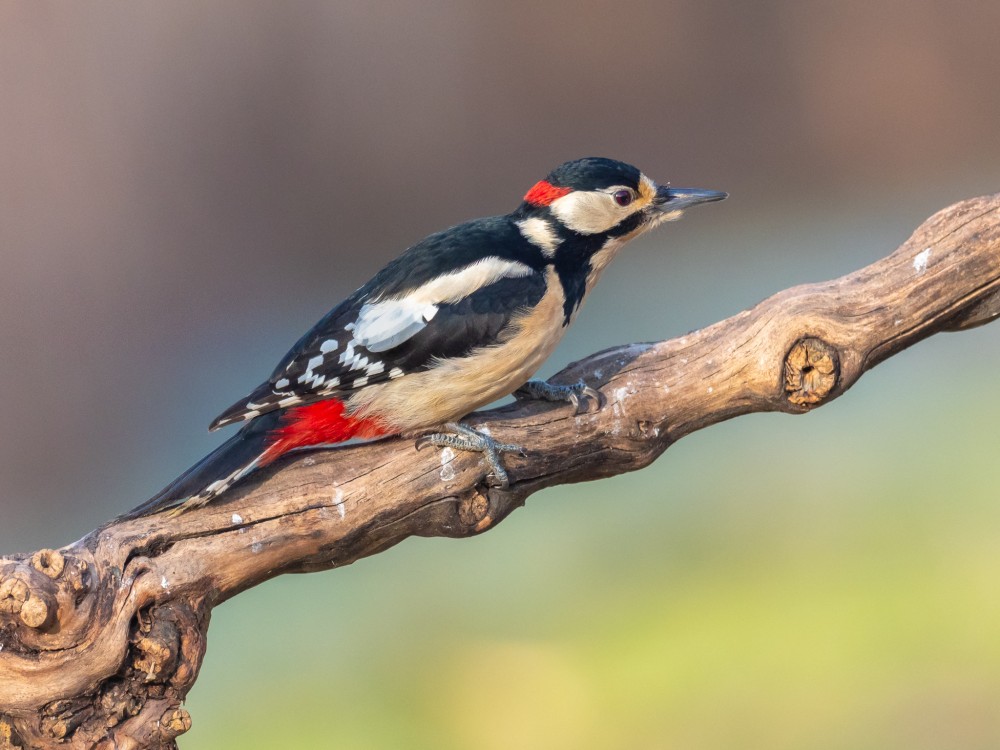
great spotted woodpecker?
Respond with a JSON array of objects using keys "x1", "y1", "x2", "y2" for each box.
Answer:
[{"x1": 128, "y1": 157, "x2": 725, "y2": 517}]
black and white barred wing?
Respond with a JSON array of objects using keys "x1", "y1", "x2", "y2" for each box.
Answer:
[{"x1": 209, "y1": 257, "x2": 545, "y2": 430}]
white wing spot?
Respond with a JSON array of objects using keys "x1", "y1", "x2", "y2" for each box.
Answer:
[
  {"x1": 274, "y1": 378, "x2": 290, "y2": 389},
  {"x1": 320, "y1": 339, "x2": 338, "y2": 353},
  {"x1": 389, "y1": 367, "x2": 404, "y2": 379},
  {"x1": 338, "y1": 341, "x2": 356, "y2": 365},
  {"x1": 298, "y1": 371, "x2": 324, "y2": 386},
  {"x1": 366, "y1": 360, "x2": 385, "y2": 376},
  {"x1": 353, "y1": 376, "x2": 369, "y2": 388}
]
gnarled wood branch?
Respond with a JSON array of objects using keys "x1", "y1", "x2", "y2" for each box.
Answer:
[{"x1": 1, "y1": 194, "x2": 998, "y2": 749}]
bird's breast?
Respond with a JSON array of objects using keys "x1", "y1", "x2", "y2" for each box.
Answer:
[{"x1": 346, "y1": 267, "x2": 569, "y2": 432}]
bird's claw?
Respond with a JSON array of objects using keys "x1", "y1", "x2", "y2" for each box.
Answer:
[
  {"x1": 415, "y1": 422, "x2": 524, "y2": 488},
  {"x1": 514, "y1": 379, "x2": 604, "y2": 414}
]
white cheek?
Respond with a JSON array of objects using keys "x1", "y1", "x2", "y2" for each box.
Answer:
[
  {"x1": 653, "y1": 210, "x2": 684, "y2": 225},
  {"x1": 549, "y1": 191, "x2": 623, "y2": 235}
]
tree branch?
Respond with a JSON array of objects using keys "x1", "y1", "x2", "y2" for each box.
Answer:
[{"x1": 1, "y1": 194, "x2": 998, "y2": 749}]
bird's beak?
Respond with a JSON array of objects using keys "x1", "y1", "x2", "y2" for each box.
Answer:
[{"x1": 653, "y1": 185, "x2": 728, "y2": 213}]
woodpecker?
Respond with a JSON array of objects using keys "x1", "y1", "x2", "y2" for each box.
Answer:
[{"x1": 128, "y1": 157, "x2": 726, "y2": 517}]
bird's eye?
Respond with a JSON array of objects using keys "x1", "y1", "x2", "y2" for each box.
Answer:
[{"x1": 613, "y1": 189, "x2": 634, "y2": 207}]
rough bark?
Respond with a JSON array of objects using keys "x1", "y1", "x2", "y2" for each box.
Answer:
[{"x1": 1, "y1": 194, "x2": 999, "y2": 749}]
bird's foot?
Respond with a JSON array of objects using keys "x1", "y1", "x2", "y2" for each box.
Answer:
[
  {"x1": 415, "y1": 422, "x2": 525, "y2": 488},
  {"x1": 514, "y1": 378, "x2": 603, "y2": 414}
]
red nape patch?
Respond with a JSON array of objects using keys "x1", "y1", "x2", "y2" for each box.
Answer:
[
  {"x1": 259, "y1": 399, "x2": 388, "y2": 466},
  {"x1": 523, "y1": 180, "x2": 572, "y2": 206}
]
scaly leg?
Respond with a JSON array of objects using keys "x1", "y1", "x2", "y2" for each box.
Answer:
[
  {"x1": 514, "y1": 378, "x2": 603, "y2": 414},
  {"x1": 415, "y1": 422, "x2": 525, "y2": 488}
]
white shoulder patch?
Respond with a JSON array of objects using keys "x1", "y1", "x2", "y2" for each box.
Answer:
[
  {"x1": 516, "y1": 217, "x2": 560, "y2": 256},
  {"x1": 354, "y1": 257, "x2": 534, "y2": 352},
  {"x1": 354, "y1": 298, "x2": 439, "y2": 352}
]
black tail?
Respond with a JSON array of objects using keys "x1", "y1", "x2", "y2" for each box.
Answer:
[{"x1": 122, "y1": 412, "x2": 282, "y2": 519}]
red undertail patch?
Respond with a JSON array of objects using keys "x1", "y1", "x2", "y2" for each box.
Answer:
[
  {"x1": 523, "y1": 180, "x2": 572, "y2": 206},
  {"x1": 259, "y1": 399, "x2": 388, "y2": 466}
]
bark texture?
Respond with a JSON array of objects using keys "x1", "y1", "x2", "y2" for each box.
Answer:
[{"x1": 1, "y1": 194, "x2": 999, "y2": 749}]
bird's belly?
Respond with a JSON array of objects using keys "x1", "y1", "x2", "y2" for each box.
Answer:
[{"x1": 346, "y1": 267, "x2": 569, "y2": 432}]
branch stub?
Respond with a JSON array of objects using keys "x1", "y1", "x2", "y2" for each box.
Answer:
[
  {"x1": 159, "y1": 707, "x2": 191, "y2": 739},
  {"x1": 19, "y1": 595, "x2": 49, "y2": 629},
  {"x1": 0, "y1": 578, "x2": 28, "y2": 615},
  {"x1": 31, "y1": 550, "x2": 65, "y2": 580},
  {"x1": 784, "y1": 337, "x2": 840, "y2": 407}
]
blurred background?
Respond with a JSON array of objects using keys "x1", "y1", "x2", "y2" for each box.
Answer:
[{"x1": 3, "y1": 1, "x2": 1000, "y2": 747}]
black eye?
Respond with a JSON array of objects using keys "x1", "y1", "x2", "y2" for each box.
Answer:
[{"x1": 613, "y1": 189, "x2": 633, "y2": 207}]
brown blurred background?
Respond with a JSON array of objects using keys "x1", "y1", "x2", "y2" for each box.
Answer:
[{"x1": 2, "y1": 3, "x2": 1000, "y2": 748}]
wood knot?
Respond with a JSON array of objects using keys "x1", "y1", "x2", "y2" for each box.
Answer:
[
  {"x1": 0, "y1": 578, "x2": 28, "y2": 615},
  {"x1": 133, "y1": 615, "x2": 180, "y2": 683},
  {"x1": 457, "y1": 492, "x2": 491, "y2": 531},
  {"x1": 42, "y1": 699, "x2": 88, "y2": 740},
  {"x1": 159, "y1": 707, "x2": 192, "y2": 739},
  {"x1": 98, "y1": 681, "x2": 143, "y2": 727},
  {"x1": 0, "y1": 577, "x2": 51, "y2": 629},
  {"x1": 67, "y1": 558, "x2": 91, "y2": 596},
  {"x1": 18, "y1": 596, "x2": 49, "y2": 629},
  {"x1": 31, "y1": 549, "x2": 65, "y2": 579},
  {"x1": 784, "y1": 337, "x2": 839, "y2": 406}
]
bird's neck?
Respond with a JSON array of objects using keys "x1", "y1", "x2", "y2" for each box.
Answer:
[{"x1": 509, "y1": 210, "x2": 642, "y2": 326}]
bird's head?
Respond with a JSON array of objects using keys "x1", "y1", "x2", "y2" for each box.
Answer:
[{"x1": 517, "y1": 157, "x2": 726, "y2": 240}]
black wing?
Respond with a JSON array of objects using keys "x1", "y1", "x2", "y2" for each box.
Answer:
[{"x1": 210, "y1": 219, "x2": 548, "y2": 430}]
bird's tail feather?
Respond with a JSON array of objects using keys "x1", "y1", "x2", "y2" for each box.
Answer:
[{"x1": 121, "y1": 411, "x2": 283, "y2": 520}]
